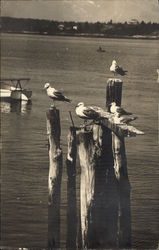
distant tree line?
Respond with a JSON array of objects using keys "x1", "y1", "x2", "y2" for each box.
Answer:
[{"x1": 1, "y1": 16, "x2": 159, "y2": 37}]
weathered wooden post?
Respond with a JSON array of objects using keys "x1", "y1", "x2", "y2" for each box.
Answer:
[
  {"x1": 77, "y1": 124, "x2": 118, "y2": 249},
  {"x1": 106, "y1": 78, "x2": 131, "y2": 248},
  {"x1": 106, "y1": 78, "x2": 122, "y2": 111},
  {"x1": 46, "y1": 107, "x2": 63, "y2": 249},
  {"x1": 77, "y1": 125, "x2": 103, "y2": 249},
  {"x1": 112, "y1": 133, "x2": 131, "y2": 247},
  {"x1": 66, "y1": 126, "x2": 77, "y2": 249},
  {"x1": 77, "y1": 78, "x2": 136, "y2": 249}
]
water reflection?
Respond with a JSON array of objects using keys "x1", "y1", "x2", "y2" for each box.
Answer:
[{"x1": 0, "y1": 100, "x2": 32, "y2": 114}]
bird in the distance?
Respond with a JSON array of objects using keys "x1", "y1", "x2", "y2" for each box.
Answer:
[
  {"x1": 110, "y1": 60, "x2": 127, "y2": 76},
  {"x1": 75, "y1": 102, "x2": 110, "y2": 124},
  {"x1": 110, "y1": 102, "x2": 132, "y2": 116},
  {"x1": 44, "y1": 82, "x2": 71, "y2": 107}
]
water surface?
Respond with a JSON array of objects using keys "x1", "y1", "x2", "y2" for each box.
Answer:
[{"x1": 1, "y1": 34, "x2": 159, "y2": 249}]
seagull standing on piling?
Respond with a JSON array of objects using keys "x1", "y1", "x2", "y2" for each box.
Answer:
[
  {"x1": 44, "y1": 83, "x2": 71, "y2": 107},
  {"x1": 110, "y1": 102, "x2": 132, "y2": 116},
  {"x1": 76, "y1": 102, "x2": 101, "y2": 120},
  {"x1": 75, "y1": 102, "x2": 109, "y2": 124},
  {"x1": 110, "y1": 60, "x2": 127, "y2": 76}
]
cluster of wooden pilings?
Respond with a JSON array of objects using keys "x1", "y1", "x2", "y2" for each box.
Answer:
[{"x1": 46, "y1": 79, "x2": 144, "y2": 250}]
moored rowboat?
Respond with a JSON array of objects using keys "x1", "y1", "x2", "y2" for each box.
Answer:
[{"x1": 0, "y1": 78, "x2": 32, "y2": 101}]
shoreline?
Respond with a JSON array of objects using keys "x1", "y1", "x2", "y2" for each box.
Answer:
[{"x1": 2, "y1": 31, "x2": 159, "y2": 40}]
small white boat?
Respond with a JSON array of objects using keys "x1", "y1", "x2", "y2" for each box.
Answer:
[{"x1": 0, "y1": 78, "x2": 32, "y2": 101}]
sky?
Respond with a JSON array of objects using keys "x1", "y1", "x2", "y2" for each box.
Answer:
[{"x1": 1, "y1": 0, "x2": 159, "y2": 23}]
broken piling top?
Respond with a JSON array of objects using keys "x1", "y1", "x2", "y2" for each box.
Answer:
[{"x1": 106, "y1": 78, "x2": 123, "y2": 111}]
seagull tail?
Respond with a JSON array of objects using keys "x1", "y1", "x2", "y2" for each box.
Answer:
[
  {"x1": 129, "y1": 116, "x2": 138, "y2": 122},
  {"x1": 132, "y1": 116, "x2": 138, "y2": 121},
  {"x1": 64, "y1": 97, "x2": 72, "y2": 103},
  {"x1": 120, "y1": 70, "x2": 127, "y2": 76},
  {"x1": 117, "y1": 68, "x2": 127, "y2": 76},
  {"x1": 123, "y1": 111, "x2": 132, "y2": 116}
]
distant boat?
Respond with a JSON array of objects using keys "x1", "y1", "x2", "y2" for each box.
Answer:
[
  {"x1": 0, "y1": 78, "x2": 32, "y2": 101},
  {"x1": 97, "y1": 46, "x2": 105, "y2": 52}
]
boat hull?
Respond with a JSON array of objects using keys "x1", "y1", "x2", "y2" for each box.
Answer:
[
  {"x1": 1, "y1": 89, "x2": 11, "y2": 98},
  {"x1": 1, "y1": 88, "x2": 32, "y2": 101}
]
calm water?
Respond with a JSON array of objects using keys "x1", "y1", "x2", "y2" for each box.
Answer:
[{"x1": 1, "y1": 33, "x2": 159, "y2": 249}]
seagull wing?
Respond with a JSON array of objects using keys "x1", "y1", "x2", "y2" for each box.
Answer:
[
  {"x1": 83, "y1": 107, "x2": 101, "y2": 119},
  {"x1": 116, "y1": 106, "x2": 132, "y2": 115},
  {"x1": 116, "y1": 66, "x2": 127, "y2": 76},
  {"x1": 119, "y1": 115, "x2": 137, "y2": 124},
  {"x1": 90, "y1": 106, "x2": 111, "y2": 118},
  {"x1": 54, "y1": 89, "x2": 65, "y2": 98},
  {"x1": 89, "y1": 105, "x2": 104, "y2": 112},
  {"x1": 53, "y1": 89, "x2": 71, "y2": 102}
]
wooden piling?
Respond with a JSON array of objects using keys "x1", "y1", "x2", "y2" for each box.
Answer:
[
  {"x1": 106, "y1": 78, "x2": 131, "y2": 248},
  {"x1": 112, "y1": 133, "x2": 131, "y2": 247},
  {"x1": 66, "y1": 127, "x2": 77, "y2": 249},
  {"x1": 77, "y1": 125, "x2": 119, "y2": 249},
  {"x1": 46, "y1": 107, "x2": 63, "y2": 249},
  {"x1": 76, "y1": 78, "x2": 132, "y2": 249},
  {"x1": 106, "y1": 78, "x2": 122, "y2": 111},
  {"x1": 77, "y1": 125, "x2": 102, "y2": 249}
]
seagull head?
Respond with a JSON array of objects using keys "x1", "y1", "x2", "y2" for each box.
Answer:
[
  {"x1": 112, "y1": 60, "x2": 117, "y2": 65},
  {"x1": 76, "y1": 102, "x2": 84, "y2": 108},
  {"x1": 111, "y1": 102, "x2": 117, "y2": 107},
  {"x1": 44, "y1": 82, "x2": 50, "y2": 89}
]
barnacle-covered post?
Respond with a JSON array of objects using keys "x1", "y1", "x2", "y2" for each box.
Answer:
[{"x1": 46, "y1": 107, "x2": 63, "y2": 249}]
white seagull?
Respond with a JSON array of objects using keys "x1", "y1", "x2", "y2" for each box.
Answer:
[
  {"x1": 44, "y1": 83, "x2": 71, "y2": 107},
  {"x1": 113, "y1": 112, "x2": 137, "y2": 125},
  {"x1": 110, "y1": 60, "x2": 127, "y2": 76},
  {"x1": 75, "y1": 102, "x2": 109, "y2": 123},
  {"x1": 110, "y1": 102, "x2": 132, "y2": 116}
]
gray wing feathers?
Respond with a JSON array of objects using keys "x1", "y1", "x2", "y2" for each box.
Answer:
[
  {"x1": 53, "y1": 90, "x2": 71, "y2": 102},
  {"x1": 83, "y1": 108, "x2": 101, "y2": 119}
]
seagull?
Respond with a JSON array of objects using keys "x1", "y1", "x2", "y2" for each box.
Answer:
[
  {"x1": 113, "y1": 112, "x2": 137, "y2": 125},
  {"x1": 44, "y1": 83, "x2": 71, "y2": 107},
  {"x1": 110, "y1": 102, "x2": 132, "y2": 116},
  {"x1": 110, "y1": 60, "x2": 127, "y2": 76},
  {"x1": 75, "y1": 102, "x2": 109, "y2": 124}
]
